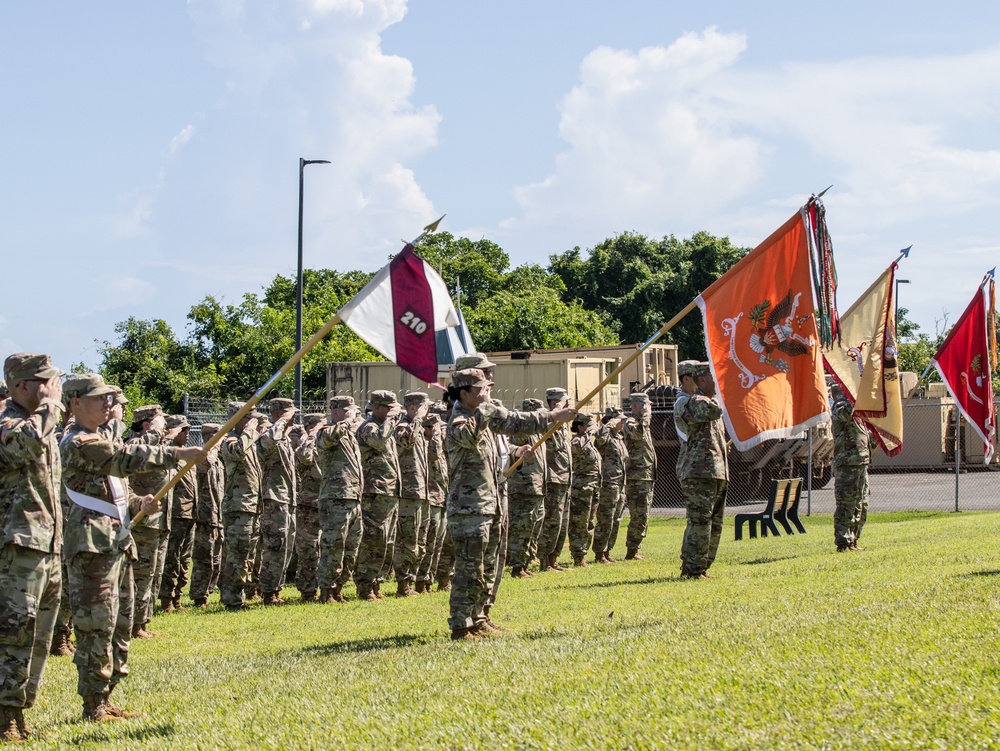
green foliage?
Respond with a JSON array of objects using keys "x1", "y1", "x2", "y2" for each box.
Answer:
[
  {"x1": 550, "y1": 231, "x2": 749, "y2": 359},
  {"x1": 28, "y1": 512, "x2": 1000, "y2": 748},
  {"x1": 895, "y1": 308, "x2": 942, "y2": 383}
]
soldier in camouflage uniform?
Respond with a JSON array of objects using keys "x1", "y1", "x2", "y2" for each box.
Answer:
[
  {"x1": 0, "y1": 354, "x2": 64, "y2": 741},
  {"x1": 568, "y1": 413, "x2": 602, "y2": 567},
  {"x1": 393, "y1": 392, "x2": 430, "y2": 597},
  {"x1": 538, "y1": 387, "x2": 573, "y2": 572},
  {"x1": 219, "y1": 403, "x2": 262, "y2": 610},
  {"x1": 623, "y1": 392, "x2": 657, "y2": 560},
  {"x1": 0, "y1": 380, "x2": 7, "y2": 413},
  {"x1": 189, "y1": 423, "x2": 225, "y2": 607},
  {"x1": 676, "y1": 363, "x2": 728, "y2": 579},
  {"x1": 292, "y1": 414, "x2": 325, "y2": 601},
  {"x1": 61, "y1": 373, "x2": 204, "y2": 721},
  {"x1": 125, "y1": 404, "x2": 173, "y2": 638},
  {"x1": 416, "y1": 407, "x2": 449, "y2": 592},
  {"x1": 506, "y1": 398, "x2": 547, "y2": 578},
  {"x1": 355, "y1": 390, "x2": 401, "y2": 601},
  {"x1": 831, "y1": 383, "x2": 871, "y2": 552},
  {"x1": 159, "y1": 415, "x2": 197, "y2": 612},
  {"x1": 446, "y1": 368, "x2": 575, "y2": 640},
  {"x1": 592, "y1": 407, "x2": 627, "y2": 563},
  {"x1": 255, "y1": 397, "x2": 297, "y2": 605},
  {"x1": 316, "y1": 397, "x2": 364, "y2": 603}
]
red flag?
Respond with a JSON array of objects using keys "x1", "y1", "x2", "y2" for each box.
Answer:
[
  {"x1": 931, "y1": 281, "x2": 996, "y2": 463},
  {"x1": 339, "y1": 244, "x2": 459, "y2": 383},
  {"x1": 697, "y1": 206, "x2": 831, "y2": 450}
]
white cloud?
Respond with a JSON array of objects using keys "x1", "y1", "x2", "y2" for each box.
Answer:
[{"x1": 84, "y1": 276, "x2": 158, "y2": 315}]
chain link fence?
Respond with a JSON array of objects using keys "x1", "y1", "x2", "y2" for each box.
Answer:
[{"x1": 182, "y1": 395, "x2": 327, "y2": 446}]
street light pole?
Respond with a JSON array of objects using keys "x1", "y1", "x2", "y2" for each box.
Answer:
[
  {"x1": 895, "y1": 278, "x2": 910, "y2": 332},
  {"x1": 295, "y1": 158, "x2": 331, "y2": 411}
]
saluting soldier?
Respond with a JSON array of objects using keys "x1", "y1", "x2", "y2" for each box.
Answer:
[
  {"x1": 159, "y1": 415, "x2": 197, "y2": 612},
  {"x1": 445, "y1": 368, "x2": 575, "y2": 640},
  {"x1": 622, "y1": 392, "x2": 657, "y2": 560},
  {"x1": 0, "y1": 354, "x2": 63, "y2": 741},
  {"x1": 0, "y1": 379, "x2": 8, "y2": 413},
  {"x1": 538, "y1": 387, "x2": 573, "y2": 571},
  {"x1": 592, "y1": 407, "x2": 627, "y2": 563},
  {"x1": 676, "y1": 363, "x2": 728, "y2": 579},
  {"x1": 219, "y1": 403, "x2": 262, "y2": 611},
  {"x1": 354, "y1": 390, "x2": 402, "y2": 601},
  {"x1": 393, "y1": 392, "x2": 430, "y2": 597},
  {"x1": 255, "y1": 398, "x2": 298, "y2": 605},
  {"x1": 316, "y1": 396, "x2": 364, "y2": 603},
  {"x1": 415, "y1": 406, "x2": 449, "y2": 592},
  {"x1": 61, "y1": 373, "x2": 203, "y2": 721},
  {"x1": 506, "y1": 398, "x2": 547, "y2": 578},
  {"x1": 189, "y1": 423, "x2": 225, "y2": 608},
  {"x1": 292, "y1": 413, "x2": 325, "y2": 601},
  {"x1": 568, "y1": 413, "x2": 602, "y2": 567}
]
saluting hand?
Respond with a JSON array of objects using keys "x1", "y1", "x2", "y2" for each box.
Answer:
[{"x1": 177, "y1": 447, "x2": 206, "y2": 464}]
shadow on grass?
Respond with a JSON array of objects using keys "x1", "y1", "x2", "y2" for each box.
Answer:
[
  {"x1": 295, "y1": 633, "x2": 430, "y2": 656},
  {"x1": 741, "y1": 556, "x2": 798, "y2": 566},
  {"x1": 70, "y1": 722, "x2": 175, "y2": 744},
  {"x1": 547, "y1": 575, "x2": 680, "y2": 591},
  {"x1": 958, "y1": 569, "x2": 1000, "y2": 578}
]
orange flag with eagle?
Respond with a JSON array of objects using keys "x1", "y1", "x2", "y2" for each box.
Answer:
[{"x1": 697, "y1": 199, "x2": 837, "y2": 451}]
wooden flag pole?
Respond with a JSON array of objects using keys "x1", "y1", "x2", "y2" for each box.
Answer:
[
  {"x1": 126, "y1": 217, "x2": 445, "y2": 532},
  {"x1": 504, "y1": 299, "x2": 698, "y2": 477}
]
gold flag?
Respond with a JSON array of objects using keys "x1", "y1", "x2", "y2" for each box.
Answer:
[{"x1": 823, "y1": 263, "x2": 904, "y2": 455}]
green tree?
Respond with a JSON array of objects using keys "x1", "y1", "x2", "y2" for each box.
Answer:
[{"x1": 549, "y1": 231, "x2": 749, "y2": 359}]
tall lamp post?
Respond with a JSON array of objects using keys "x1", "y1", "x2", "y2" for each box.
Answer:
[
  {"x1": 295, "y1": 158, "x2": 331, "y2": 411},
  {"x1": 895, "y1": 278, "x2": 910, "y2": 332}
]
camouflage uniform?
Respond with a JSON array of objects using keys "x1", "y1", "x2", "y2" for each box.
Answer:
[
  {"x1": 316, "y1": 400, "x2": 364, "y2": 601},
  {"x1": 676, "y1": 366, "x2": 728, "y2": 578},
  {"x1": 832, "y1": 391, "x2": 871, "y2": 550},
  {"x1": 592, "y1": 409, "x2": 628, "y2": 559},
  {"x1": 506, "y1": 399, "x2": 547, "y2": 573},
  {"x1": 255, "y1": 399, "x2": 297, "y2": 602},
  {"x1": 393, "y1": 393, "x2": 430, "y2": 594},
  {"x1": 354, "y1": 391, "x2": 401, "y2": 598},
  {"x1": 293, "y1": 414, "x2": 325, "y2": 600},
  {"x1": 416, "y1": 409, "x2": 449, "y2": 591},
  {"x1": 189, "y1": 425, "x2": 225, "y2": 606},
  {"x1": 159, "y1": 416, "x2": 196, "y2": 609},
  {"x1": 0, "y1": 354, "x2": 63, "y2": 737},
  {"x1": 60, "y1": 376, "x2": 184, "y2": 715},
  {"x1": 219, "y1": 406, "x2": 262, "y2": 609},
  {"x1": 446, "y1": 370, "x2": 551, "y2": 637},
  {"x1": 568, "y1": 416, "x2": 602, "y2": 563},
  {"x1": 538, "y1": 388, "x2": 573, "y2": 568},
  {"x1": 623, "y1": 393, "x2": 657, "y2": 556},
  {"x1": 124, "y1": 405, "x2": 171, "y2": 635}
]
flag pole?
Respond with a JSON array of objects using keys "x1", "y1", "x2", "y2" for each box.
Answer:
[
  {"x1": 126, "y1": 216, "x2": 445, "y2": 532},
  {"x1": 505, "y1": 299, "x2": 698, "y2": 476}
]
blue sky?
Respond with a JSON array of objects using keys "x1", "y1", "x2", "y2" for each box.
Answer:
[{"x1": 2, "y1": 1, "x2": 999, "y2": 372}]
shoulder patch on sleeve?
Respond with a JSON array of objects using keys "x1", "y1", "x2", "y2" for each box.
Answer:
[{"x1": 77, "y1": 433, "x2": 102, "y2": 444}]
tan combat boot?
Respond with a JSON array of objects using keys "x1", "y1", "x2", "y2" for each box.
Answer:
[
  {"x1": 0, "y1": 706, "x2": 24, "y2": 742},
  {"x1": 103, "y1": 687, "x2": 143, "y2": 719},
  {"x1": 331, "y1": 585, "x2": 346, "y2": 603},
  {"x1": 396, "y1": 581, "x2": 416, "y2": 598},
  {"x1": 160, "y1": 597, "x2": 175, "y2": 613},
  {"x1": 373, "y1": 582, "x2": 384, "y2": 600},
  {"x1": 437, "y1": 576, "x2": 452, "y2": 592},
  {"x1": 81, "y1": 694, "x2": 120, "y2": 722},
  {"x1": 262, "y1": 592, "x2": 285, "y2": 606},
  {"x1": 300, "y1": 591, "x2": 317, "y2": 603},
  {"x1": 572, "y1": 555, "x2": 587, "y2": 567},
  {"x1": 549, "y1": 554, "x2": 566, "y2": 572},
  {"x1": 49, "y1": 631, "x2": 74, "y2": 657}
]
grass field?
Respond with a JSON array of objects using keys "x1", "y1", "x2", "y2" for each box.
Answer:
[{"x1": 26, "y1": 511, "x2": 1000, "y2": 750}]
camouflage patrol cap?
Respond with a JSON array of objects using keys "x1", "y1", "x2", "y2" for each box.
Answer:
[
  {"x1": 521, "y1": 398, "x2": 544, "y2": 411},
  {"x1": 63, "y1": 373, "x2": 117, "y2": 400},
  {"x1": 454, "y1": 352, "x2": 496, "y2": 370},
  {"x1": 629, "y1": 392, "x2": 650, "y2": 404},
  {"x1": 604, "y1": 406, "x2": 624, "y2": 419},
  {"x1": 370, "y1": 390, "x2": 398, "y2": 407},
  {"x1": 302, "y1": 413, "x2": 325, "y2": 429},
  {"x1": 0, "y1": 380, "x2": 7, "y2": 398},
  {"x1": 132, "y1": 404, "x2": 163, "y2": 422},
  {"x1": 403, "y1": 391, "x2": 429, "y2": 407},
  {"x1": 4, "y1": 353, "x2": 63, "y2": 384},
  {"x1": 200, "y1": 422, "x2": 222, "y2": 437},
  {"x1": 452, "y1": 368, "x2": 493, "y2": 389},
  {"x1": 546, "y1": 387, "x2": 568, "y2": 402},
  {"x1": 269, "y1": 397, "x2": 295, "y2": 411},
  {"x1": 677, "y1": 360, "x2": 701, "y2": 378},
  {"x1": 166, "y1": 415, "x2": 190, "y2": 430},
  {"x1": 828, "y1": 381, "x2": 845, "y2": 400},
  {"x1": 227, "y1": 401, "x2": 246, "y2": 417},
  {"x1": 421, "y1": 414, "x2": 441, "y2": 428},
  {"x1": 329, "y1": 395, "x2": 355, "y2": 410},
  {"x1": 693, "y1": 362, "x2": 713, "y2": 378},
  {"x1": 111, "y1": 387, "x2": 128, "y2": 406},
  {"x1": 572, "y1": 412, "x2": 594, "y2": 427},
  {"x1": 429, "y1": 401, "x2": 448, "y2": 415},
  {"x1": 251, "y1": 410, "x2": 268, "y2": 420}
]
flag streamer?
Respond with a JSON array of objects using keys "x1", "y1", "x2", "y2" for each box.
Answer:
[{"x1": 802, "y1": 197, "x2": 841, "y2": 349}]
